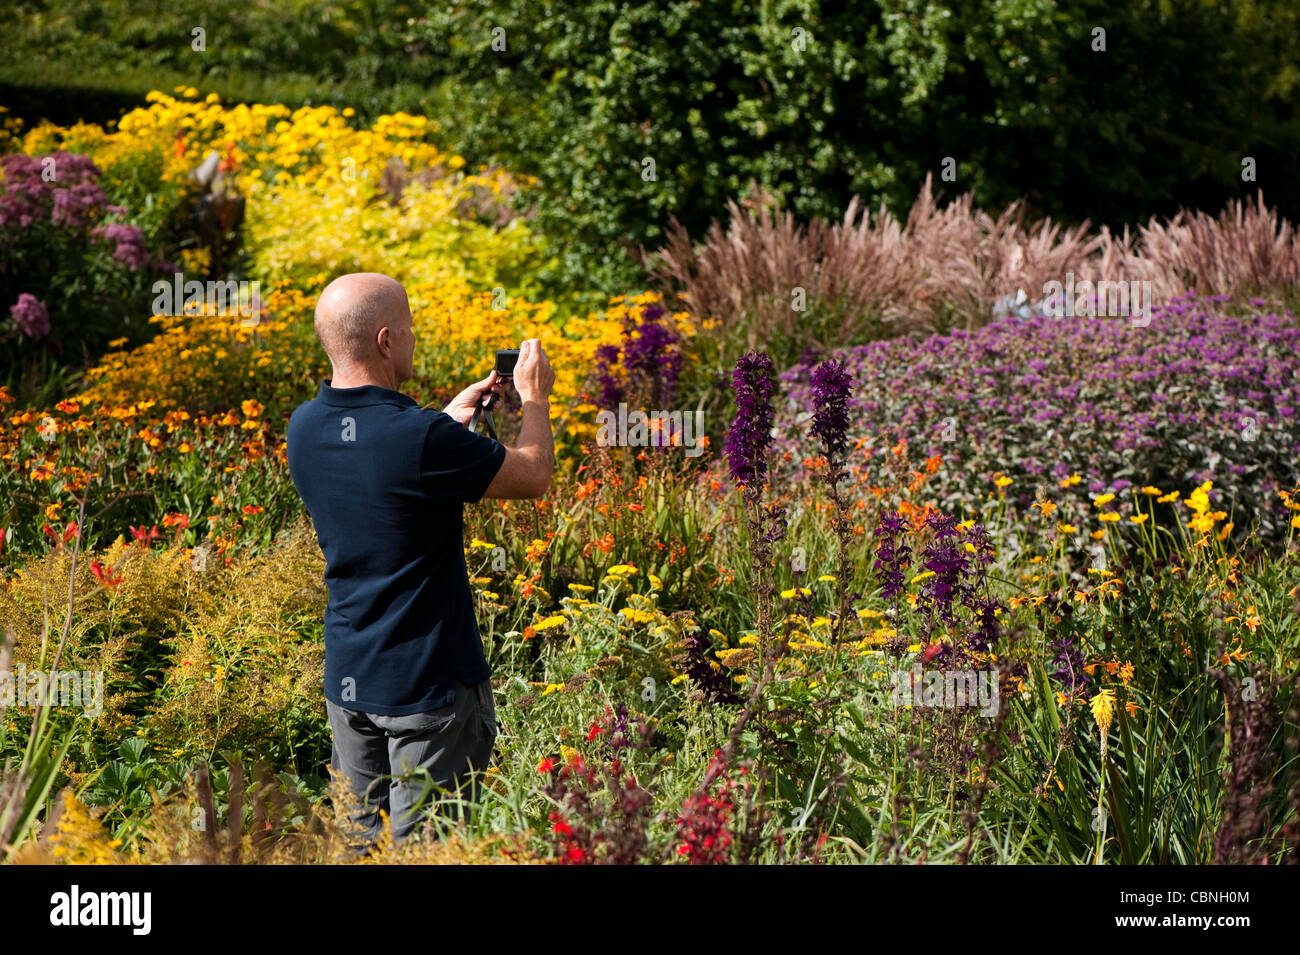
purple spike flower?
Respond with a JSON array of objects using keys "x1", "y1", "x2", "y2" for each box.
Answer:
[
  {"x1": 725, "y1": 352, "x2": 776, "y2": 489},
  {"x1": 809, "y1": 358, "x2": 852, "y2": 465},
  {"x1": 872, "y1": 510, "x2": 912, "y2": 602}
]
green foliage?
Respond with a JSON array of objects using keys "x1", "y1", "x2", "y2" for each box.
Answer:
[{"x1": 420, "y1": 0, "x2": 1300, "y2": 301}]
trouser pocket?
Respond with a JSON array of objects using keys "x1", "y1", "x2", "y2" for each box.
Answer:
[{"x1": 474, "y1": 680, "x2": 497, "y2": 744}]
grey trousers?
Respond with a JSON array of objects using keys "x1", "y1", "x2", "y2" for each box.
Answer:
[{"x1": 326, "y1": 679, "x2": 497, "y2": 849}]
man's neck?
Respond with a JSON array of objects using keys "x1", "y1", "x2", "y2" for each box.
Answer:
[{"x1": 329, "y1": 368, "x2": 399, "y2": 391}]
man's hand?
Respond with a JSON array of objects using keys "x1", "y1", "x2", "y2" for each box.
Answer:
[
  {"x1": 513, "y1": 339, "x2": 556, "y2": 405},
  {"x1": 442, "y1": 369, "x2": 504, "y2": 429}
]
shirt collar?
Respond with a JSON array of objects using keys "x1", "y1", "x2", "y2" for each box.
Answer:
[{"x1": 317, "y1": 379, "x2": 417, "y2": 408}]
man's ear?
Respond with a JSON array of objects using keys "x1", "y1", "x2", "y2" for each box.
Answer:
[{"x1": 377, "y1": 325, "x2": 391, "y2": 356}]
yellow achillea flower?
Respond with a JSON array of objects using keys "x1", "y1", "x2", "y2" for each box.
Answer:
[
  {"x1": 607, "y1": 564, "x2": 637, "y2": 577},
  {"x1": 1090, "y1": 688, "x2": 1117, "y2": 734},
  {"x1": 779, "y1": 587, "x2": 812, "y2": 598},
  {"x1": 531, "y1": 614, "x2": 566, "y2": 632},
  {"x1": 619, "y1": 608, "x2": 659, "y2": 625}
]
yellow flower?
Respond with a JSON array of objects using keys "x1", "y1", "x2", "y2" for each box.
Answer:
[
  {"x1": 1141, "y1": 486, "x2": 1162, "y2": 496},
  {"x1": 619, "y1": 607, "x2": 659, "y2": 625},
  {"x1": 469, "y1": 538, "x2": 495, "y2": 549},
  {"x1": 1157, "y1": 491, "x2": 1180, "y2": 503},
  {"x1": 994, "y1": 473, "x2": 1013, "y2": 488},
  {"x1": 531, "y1": 614, "x2": 566, "y2": 632},
  {"x1": 1098, "y1": 512, "x2": 1120, "y2": 523},
  {"x1": 1129, "y1": 513, "x2": 1149, "y2": 524},
  {"x1": 607, "y1": 564, "x2": 638, "y2": 577},
  {"x1": 568, "y1": 583, "x2": 595, "y2": 595},
  {"x1": 1059, "y1": 473, "x2": 1082, "y2": 488},
  {"x1": 1089, "y1": 688, "x2": 1117, "y2": 734},
  {"x1": 1057, "y1": 523, "x2": 1077, "y2": 534},
  {"x1": 1093, "y1": 493, "x2": 1116, "y2": 507},
  {"x1": 1033, "y1": 498, "x2": 1057, "y2": 518},
  {"x1": 779, "y1": 587, "x2": 812, "y2": 599}
]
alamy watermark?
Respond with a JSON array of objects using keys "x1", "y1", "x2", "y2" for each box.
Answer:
[
  {"x1": 1042, "y1": 272, "x2": 1153, "y2": 326},
  {"x1": 595, "y1": 403, "x2": 706, "y2": 458},
  {"x1": 152, "y1": 272, "x2": 262, "y2": 326},
  {"x1": 1, "y1": 665, "x2": 104, "y2": 718},
  {"x1": 888, "y1": 665, "x2": 999, "y2": 717}
]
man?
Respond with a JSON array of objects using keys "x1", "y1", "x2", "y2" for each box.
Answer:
[{"x1": 286, "y1": 272, "x2": 555, "y2": 850}]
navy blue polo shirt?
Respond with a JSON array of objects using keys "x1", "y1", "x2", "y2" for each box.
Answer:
[{"x1": 286, "y1": 380, "x2": 506, "y2": 715}]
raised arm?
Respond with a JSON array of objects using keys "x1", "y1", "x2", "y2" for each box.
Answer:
[{"x1": 483, "y1": 338, "x2": 556, "y2": 499}]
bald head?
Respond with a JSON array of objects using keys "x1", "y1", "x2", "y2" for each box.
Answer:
[{"x1": 315, "y1": 273, "x2": 410, "y2": 366}]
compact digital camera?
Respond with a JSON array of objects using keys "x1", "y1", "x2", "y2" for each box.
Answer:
[{"x1": 495, "y1": 348, "x2": 520, "y2": 378}]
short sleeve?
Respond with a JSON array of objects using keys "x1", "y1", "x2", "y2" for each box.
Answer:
[{"x1": 420, "y1": 412, "x2": 507, "y2": 503}]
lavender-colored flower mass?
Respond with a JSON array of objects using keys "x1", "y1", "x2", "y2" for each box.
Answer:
[
  {"x1": 725, "y1": 351, "x2": 777, "y2": 489},
  {"x1": 9, "y1": 293, "x2": 51, "y2": 339},
  {"x1": 778, "y1": 294, "x2": 1300, "y2": 541}
]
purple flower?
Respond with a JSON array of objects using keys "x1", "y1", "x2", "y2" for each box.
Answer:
[
  {"x1": 809, "y1": 358, "x2": 852, "y2": 465},
  {"x1": 725, "y1": 351, "x2": 777, "y2": 489},
  {"x1": 92, "y1": 222, "x2": 150, "y2": 271},
  {"x1": 9, "y1": 293, "x2": 51, "y2": 339},
  {"x1": 872, "y1": 510, "x2": 912, "y2": 602}
]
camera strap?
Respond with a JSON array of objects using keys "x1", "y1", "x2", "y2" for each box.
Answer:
[{"x1": 469, "y1": 395, "x2": 500, "y2": 441}]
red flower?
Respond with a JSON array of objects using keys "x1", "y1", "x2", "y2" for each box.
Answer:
[
  {"x1": 241, "y1": 504, "x2": 264, "y2": 515},
  {"x1": 90, "y1": 560, "x2": 123, "y2": 591},
  {"x1": 552, "y1": 819, "x2": 572, "y2": 836},
  {"x1": 586, "y1": 721, "x2": 603, "y2": 741},
  {"x1": 129, "y1": 524, "x2": 161, "y2": 544},
  {"x1": 566, "y1": 845, "x2": 584, "y2": 862},
  {"x1": 537, "y1": 757, "x2": 556, "y2": 774}
]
